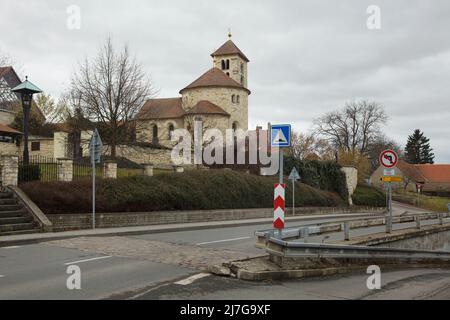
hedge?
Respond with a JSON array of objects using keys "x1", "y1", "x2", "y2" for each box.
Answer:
[
  {"x1": 20, "y1": 170, "x2": 345, "y2": 214},
  {"x1": 284, "y1": 156, "x2": 349, "y2": 200},
  {"x1": 351, "y1": 185, "x2": 386, "y2": 207}
]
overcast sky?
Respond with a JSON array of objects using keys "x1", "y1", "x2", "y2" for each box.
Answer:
[{"x1": 1, "y1": 0, "x2": 449, "y2": 162}]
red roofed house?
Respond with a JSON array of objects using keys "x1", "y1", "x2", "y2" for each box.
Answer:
[
  {"x1": 0, "y1": 66, "x2": 22, "y2": 125},
  {"x1": 371, "y1": 160, "x2": 450, "y2": 195},
  {"x1": 135, "y1": 36, "x2": 250, "y2": 147}
]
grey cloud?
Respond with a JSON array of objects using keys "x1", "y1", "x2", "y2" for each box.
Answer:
[{"x1": 1, "y1": 0, "x2": 449, "y2": 161}]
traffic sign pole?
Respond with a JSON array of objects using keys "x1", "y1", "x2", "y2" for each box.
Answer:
[
  {"x1": 89, "y1": 128, "x2": 103, "y2": 230},
  {"x1": 386, "y1": 182, "x2": 391, "y2": 233},
  {"x1": 271, "y1": 124, "x2": 291, "y2": 239},
  {"x1": 279, "y1": 148, "x2": 283, "y2": 185},
  {"x1": 292, "y1": 178, "x2": 295, "y2": 216},
  {"x1": 91, "y1": 137, "x2": 96, "y2": 229},
  {"x1": 278, "y1": 149, "x2": 283, "y2": 239},
  {"x1": 379, "y1": 149, "x2": 398, "y2": 234}
]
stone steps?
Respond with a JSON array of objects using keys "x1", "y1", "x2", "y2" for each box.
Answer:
[
  {"x1": 0, "y1": 216, "x2": 32, "y2": 225},
  {"x1": 0, "y1": 209, "x2": 29, "y2": 218},
  {"x1": 0, "y1": 190, "x2": 40, "y2": 236},
  {"x1": 0, "y1": 198, "x2": 17, "y2": 205},
  {"x1": 0, "y1": 204, "x2": 22, "y2": 211},
  {"x1": 0, "y1": 192, "x2": 13, "y2": 199},
  {"x1": 0, "y1": 223, "x2": 36, "y2": 233},
  {"x1": 0, "y1": 228, "x2": 42, "y2": 236}
]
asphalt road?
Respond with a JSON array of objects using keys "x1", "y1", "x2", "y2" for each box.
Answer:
[
  {"x1": 127, "y1": 268, "x2": 450, "y2": 300},
  {"x1": 0, "y1": 203, "x2": 446, "y2": 300},
  {"x1": 0, "y1": 214, "x2": 379, "y2": 299}
]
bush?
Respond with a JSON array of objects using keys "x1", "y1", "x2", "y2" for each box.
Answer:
[
  {"x1": 18, "y1": 164, "x2": 41, "y2": 182},
  {"x1": 352, "y1": 185, "x2": 386, "y2": 207},
  {"x1": 20, "y1": 170, "x2": 346, "y2": 214},
  {"x1": 284, "y1": 156, "x2": 349, "y2": 200}
]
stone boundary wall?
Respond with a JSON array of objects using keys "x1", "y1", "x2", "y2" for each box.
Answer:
[{"x1": 46, "y1": 206, "x2": 386, "y2": 232}]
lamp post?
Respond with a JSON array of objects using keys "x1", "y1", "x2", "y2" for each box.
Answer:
[{"x1": 11, "y1": 76, "x2": 42, "y2": 165}]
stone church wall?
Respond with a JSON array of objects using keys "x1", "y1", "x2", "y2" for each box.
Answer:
[{"x1": 182, "y1": 87, "x2": 248, "y2": 131}]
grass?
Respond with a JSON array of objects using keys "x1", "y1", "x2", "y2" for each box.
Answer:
[
  {"x1": 394, "y1": 191, "x2": 450, "y2": 212},
  {"x1": 20, "y1": 170, "x2": 346, "y2": 214}
]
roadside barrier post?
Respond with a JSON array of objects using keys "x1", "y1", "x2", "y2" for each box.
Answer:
[
  {"x1": 344, "y1": 222, "x2": 350, "y2": 241},
  {"x1": 415, "y1": 215, "x2": 421, "y2": 229}
]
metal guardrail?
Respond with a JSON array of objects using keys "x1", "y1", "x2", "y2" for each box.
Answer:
[
  {"x1": 255, "y1": 212, "x2": 450, "y2": 248},
  {"x1": 266, "y1": 237, "x2": 450, "y2": 260}
]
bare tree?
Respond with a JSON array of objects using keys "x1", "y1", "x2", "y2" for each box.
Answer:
[
  {"x1": 70, "y1": 37, "x2": 154, "y2": 157},
  {"x1": 34, "y1": 92, "x2": 69, "y2": 123},
  {"x1": 0, "y1": 50, "x2": 13, "y2": 66},
  {"x1": 287, "y1": 132, "x2": 335, "y2": 161},
  {"x1": 366, "y1": 134, "x2": 402, "y2": 171},
  {"x1": 313, "y1": 100, "x2": 388, "y2": 155}
]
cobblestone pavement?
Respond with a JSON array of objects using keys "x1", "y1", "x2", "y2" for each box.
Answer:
[{"x1": 46, "y1": 236, "x2": 261, "y2": 270}]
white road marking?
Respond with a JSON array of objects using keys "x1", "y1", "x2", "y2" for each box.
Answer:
[
  {"x1": 196, "y1": 236, "x2": 251, "y2": 246},
  {"x1": 1, "y1": 246, "x2": 20, "y2": 249},
  {"x1": 174, "y1": 273, "x2": 210, "y2": 285},
  {"x1": 63, "y1": 255, "x2": 112, "y2": 265}
]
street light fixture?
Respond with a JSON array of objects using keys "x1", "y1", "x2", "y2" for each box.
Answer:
[{"x1": 11, "y1": 76, "x2": 42, "y2": 165}]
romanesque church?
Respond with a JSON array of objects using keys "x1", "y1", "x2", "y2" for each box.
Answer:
[{"x1": 135, "y1": 36, "x2": 250, "y2": 147}]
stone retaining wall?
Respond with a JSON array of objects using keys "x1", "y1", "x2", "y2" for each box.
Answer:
[{"x1": 46, "y1": 206, "x2": 385, "y2": 232}]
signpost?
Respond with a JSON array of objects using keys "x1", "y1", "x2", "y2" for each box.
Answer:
[
  {"x1": 271, "y1": 124, "x2": 292, "y2": 236},
  {"x1": 379, "y1": 149, "x2": 399, "y2": 234},
  {"x1": 384, "y1": 168, "x2": 395, "y2": 176},
  {"x1": 89, "y1": 128, "x2": 103, "y2": 229},
  {"x1": 288, "y1": 167, "x2": 301, "y2": 216},
  {"x1": 380, "y1": 176, "x2": 402, "y2": 183}
]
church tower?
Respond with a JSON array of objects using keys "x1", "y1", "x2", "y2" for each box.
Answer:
[{"x1": 211, "y1": 33, "x2": 249, "y2": 88}]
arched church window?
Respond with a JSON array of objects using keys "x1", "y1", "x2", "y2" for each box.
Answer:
[
  {"x1": 231, "y1": 94, "x2": 236, "y2": 103},
  {"x1": 152, "y1": 124, "x2": 158, "y2": 143},
  {"x1": 232, "y1": 122, "x2": 238, "y2": 132},
  {"x1": 226, "y1": 59, "x2": 230, "y2": 69},
  {"x1": 240, "y1": 63, "x2": 244, "y2": 73},
  {"x1": 168, "y1": 123, "x2": 175, "y2": 139},
  {"x1": 221, "y1": 60, "x2": 226, "y2": 70},
  {"x1": 226, "y1": 72, "x2": 230, "y2": 77},
  {"x1": 237, "y1": 95, "x2": 240, "y2": 104}
]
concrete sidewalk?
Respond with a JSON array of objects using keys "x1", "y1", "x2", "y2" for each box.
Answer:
[{"x1": 0, "y1": 211, "x2": 382, "y2": 247}]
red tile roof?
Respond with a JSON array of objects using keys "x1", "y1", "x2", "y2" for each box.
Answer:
[
  {"x1": 397, "y1": 161, "x2": 425, "y2": 182},
  {"x1": 415, "y1": 164, "x2": 450, "y2": 183},
  {"x1": 0, "y1": 123, "x2": 21, "y2": 134},
  {"x1": 136, "y1": 98, "x2": 185, "y2": 120},
  {"x1": 0, "y1": 66, "x2": 13, "y2": 78},
  {"x1": 187, "y1": 101, "x2": 230, "y2": 116},
  {"x1": 211, "y1": 40, "x2": 249, "y2": 62},
  {"x1": 180, "y1": 68, "x2": 250, "y2": 94}
]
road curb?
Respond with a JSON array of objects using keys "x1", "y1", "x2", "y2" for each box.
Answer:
[{"x1": 217, "y1": 258, "x2": 450, "y2": 281}]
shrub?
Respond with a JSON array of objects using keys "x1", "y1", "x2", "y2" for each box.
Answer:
[
  {"x1": 20, "y1": 170, "x2": 346, "y2": 214},
  {"x1": 352, "y1": 185, "x2": 386, "y2": 207},
  {"x1": 284, "y1": 156, "x2": 349, "y2": 200}
]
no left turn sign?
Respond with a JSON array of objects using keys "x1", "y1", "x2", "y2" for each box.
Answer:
[{"x1": 379, "y1": 149, "x2": 399, "y2": 168}]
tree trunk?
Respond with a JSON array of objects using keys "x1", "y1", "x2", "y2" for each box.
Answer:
[{"x1": 111, "y1": 126, "x2": 117, "y2": 158}]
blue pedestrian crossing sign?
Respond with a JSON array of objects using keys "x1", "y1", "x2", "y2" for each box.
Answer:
[
  {"x1": 271, "y1": 124, "x2": 291, "y2": 147},
  {"x1": 89, "y1": 128, "x2": 103, "y2": 164}
]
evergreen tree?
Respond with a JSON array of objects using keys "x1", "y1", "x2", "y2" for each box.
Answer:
[{"x1": 405, "y1": 129, "x2": 435, "y2": 164}]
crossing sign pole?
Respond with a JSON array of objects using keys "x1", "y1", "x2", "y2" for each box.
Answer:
[
  {"x1": 271, "y1": 124, "x2": 292, "y2": 237},
  {"x1": 288, "y1": 167, "x2": 301, "y2": 216},
  {"x1": 89, "y1": 128, "x2": 103, "y2": 229}
]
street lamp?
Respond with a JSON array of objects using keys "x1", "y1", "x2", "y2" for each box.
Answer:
[{"x1": 11, "y1": 76, "x2": 42, "y2": 165}]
